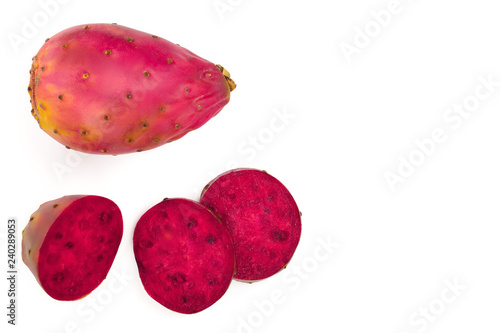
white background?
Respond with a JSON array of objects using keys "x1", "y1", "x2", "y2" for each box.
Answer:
[{"x1": 2, "y1": 0, "x2": 500, "y2": 332}]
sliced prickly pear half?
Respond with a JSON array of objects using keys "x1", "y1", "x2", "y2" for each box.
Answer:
[
  {"x1": 22, "y1": 195, "x2": 123, "y2": 301},
  {"x1": 133, "y1": 198, "x2": 235, "y2": 314},
  {"x1": 200, "y1": 169, "x2": 301, "y2": 282},
  {"x1": 28, "y1": 23, "x2": 236, "y2": 155}
]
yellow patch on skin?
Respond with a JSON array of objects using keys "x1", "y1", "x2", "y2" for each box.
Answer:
[
  {"x1": 79, "y1": 129, "x2": 104, "y2": 143},
  {"x1": 44, "y1": 83, "x2": 59, "y2": 95},
  {"x1": 125, "y1": 129, "x2": 138, "y2": 143},
  {"x1": 37, "y1": 105, "x2": 51, "y2": 122},
  {"x1": 38, "y1": 58, "x2": 53, "y2": 69},
  {"x1": 34, "y1": 101, "x2": 68, "y2": 140}
]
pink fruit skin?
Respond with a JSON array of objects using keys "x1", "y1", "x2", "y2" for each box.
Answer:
[
  {"x1": 200, "y1": 168, "x2": 302, "y2": 282},
  {"x1": 22, "y1": 195, "x2": 123, "y2": 300},
  {"x1": 133, "y1": 198, "x2": 235, "y2": 314},
  {"x1": 22, "y1": 195, "x2": 83, "y2": 284},
  {"x1": 28, "y1": 23, "x2": 235, "y2": 154}
]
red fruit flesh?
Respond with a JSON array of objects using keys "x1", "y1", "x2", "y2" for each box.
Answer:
[
  {"x1": 22, "y1": 195, "x2": 123, "y2": 301},
  {"x1": 200, "y1": 169, "x2": 301, "y2": 282},
  {"x1": 133, "y1": 198, "x2": 235, "y2": 314}
]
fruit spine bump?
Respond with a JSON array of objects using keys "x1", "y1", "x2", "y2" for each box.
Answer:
[{"x1": 28, "y1": 23, "x2": 236, "y2": 155}]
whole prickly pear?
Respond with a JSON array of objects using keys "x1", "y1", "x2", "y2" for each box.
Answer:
[{"x1": 28, "y1": 23, "x2": 236, "y2": 155}]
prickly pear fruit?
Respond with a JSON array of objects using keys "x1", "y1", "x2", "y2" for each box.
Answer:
[
  {"x1": 28, "y1": 23, "x2": 236, "y2": 155},
  {"x1": 200, "y1": 169, "x2": 301, "y2": 282},
  {"x1": 133, "y1": 198, "x2": 235, "y2": 314},
  {"x1": 22, "y1": 195, "x2": 123, "y2": 300}
]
